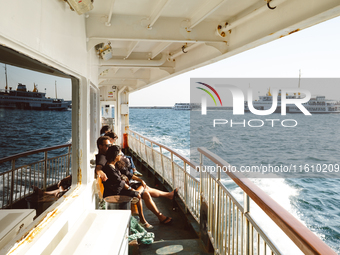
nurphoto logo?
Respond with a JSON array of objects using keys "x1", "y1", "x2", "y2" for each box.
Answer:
[
  {"x1": 195, "y1": 81, "x2": 312, "y2": 128},
  {"x1": 196, "y1": 83, "x2": 311, "y2": 115}
]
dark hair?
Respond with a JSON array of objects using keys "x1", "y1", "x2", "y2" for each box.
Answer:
[
  {"x1": 96, "y1": 136, "x2": 110, "y2": 149},
  {"x1": 106, "y1": 131, "x2": 118, "y2": 140},
  {"x1": 115, "y1": 160, "x2": 128, "y2": 172},
  {"x1": 120, "y1": 157, "x2": 131, "y2": 168},
  {"x1": 100, "y1": 125, "x2": 111, "y2": 135},
  {"x1": 106, "y1": 145, "x2": 121, "y2": 162}
]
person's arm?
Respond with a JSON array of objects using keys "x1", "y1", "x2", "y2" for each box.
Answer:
[
  {"x1": 131, "y1": 175, "x2": 146, "y2": 188},
  {"x1": 95, "y1": 154, "x2": 108, "y2": 181},
  {"x1": 95, "y1": 165, "x2": 108, "y2": 182}
]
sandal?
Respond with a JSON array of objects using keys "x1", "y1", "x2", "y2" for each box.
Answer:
[
  {"x1": 139, "y1": 221, "x2": 154, "y2": 229},
  {"x1": 160, "y1": 217, "x2": 172, "y2": 225}
]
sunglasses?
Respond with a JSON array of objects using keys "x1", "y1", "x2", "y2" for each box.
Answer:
[{"x1": 105, "y1": 144, "x2": 113, "y2": 147}]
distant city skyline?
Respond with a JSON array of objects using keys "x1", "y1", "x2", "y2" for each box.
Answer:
[{"x1": 1, "y1": 15, "x2": 340, "y2": 105}]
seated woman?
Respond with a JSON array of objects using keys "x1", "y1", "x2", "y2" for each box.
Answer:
[
  {"x1": 102, "y1": 145, "x2": 173, "y2": 228},
  {"x1": 116, "y1": 157, "x2": 177, "y2": 201}
]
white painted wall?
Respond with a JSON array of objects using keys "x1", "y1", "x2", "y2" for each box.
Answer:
[
  {"x1": 0, "y1": 0, "x2": 88, "y2": 76},
  {"x1": 0, "y1": 2, "x2": 101, "y2": 253}
]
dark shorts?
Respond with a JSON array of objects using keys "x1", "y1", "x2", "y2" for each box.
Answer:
[{"x1": 119, "y1": 189, "x2": 139, "y2": 198}]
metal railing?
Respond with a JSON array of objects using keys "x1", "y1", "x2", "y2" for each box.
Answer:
[
  {"x1": 127, "y1": 129, "x2": 336, "y2": 255},
  {"x1": 198, "y1": 147, "x2": 336, "y2": 255},
  {"x1": 128, "y1": 129, "x2": 200, "y2": 222},
  {"x1": 200, "y1": 153, "x2": 280, "y2": 255},
  {"x1": 0, "y1": 144, "x2": 72, "y2": 208}
]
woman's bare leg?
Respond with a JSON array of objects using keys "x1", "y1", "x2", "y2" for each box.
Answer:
[
  {"x1": 146, "y1": 186, "x2": 177, "y2": 199},
  {"x1": 136, "y1": 199, "x2": 149, "y2": 225},
  {"x1": 136, "y1": 186, "x2": 171, "y2": 223},
  {"x1": 33, "y1": 186, "x2": 59, "y2": 196},
  {"x1": 44, "y1": 189, "x2": 60, "y2": 196}
]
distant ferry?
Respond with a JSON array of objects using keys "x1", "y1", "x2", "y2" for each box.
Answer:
[
  {"x1": 173, "y1": 103, "x2": 201, "y2": 110},
  {"x1": 173, "y1": 103, "x2": 191, "y2": 110},
  {"x1": 244, "y1": 89, "x2": 340, "y2": 113},
  {"x1": 0, "y1": 83, "x2": 71, "y2": 110},
  {"x1": 289, "y1": 95, "x2": 340, "y2": 113}
]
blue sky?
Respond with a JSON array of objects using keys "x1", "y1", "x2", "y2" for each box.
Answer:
[{"x1": 1, "y1": 15, "x2": 339, "y2": 105}]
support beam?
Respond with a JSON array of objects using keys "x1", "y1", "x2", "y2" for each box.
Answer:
[
  {"x1": 169, "y1": 43, "x2": 203, "y2": 60},
  {"x1": 99, "y1": 54, "x2": 167, "y2": 67},
  {"x1": 99, "y1": 67, "x2": 119, "y2": 76},
  {"x1": 125, "y1": 41, "x2": 139, "y2": 59},
  {"x1": 217, "y1": 0, "x2": 287, "y2": 36},
  {"x1": 99, "y1": 70, "x2": 150, "y2": 80},
  {"x1": 105, "y1": 0, "x2": 116, "y2": 26},
  {"x1": 150, "y1": 42, "x2": 172, "y2": 59},
  {"x1": 86, "y1": 15, "x2": 225, "y2": 50},
  {"x1": 98, "y1": 66, "x2": 175, "y2": 75},
  {"x1": 130, "y1": 68, "x2": 140, "y2": 74},
  {"x1": 147, "y1": 0, "x2": 172, "y2": 29},
  {"x1": 187, "y1": 0, "x2": 228, "y2": 31}
]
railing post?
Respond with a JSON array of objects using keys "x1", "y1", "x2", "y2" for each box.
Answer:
[
  {"x1": 171, "y1": 152, "x2": 175, "y2": 188},
  {"x1": 244, "y1": 193, "x2": 250, "y2": 255},
  {"x1": 160, "y1": 147, "x2": 164, "y2": 182},
  {"x1": 199, "y1": 152, "x2": 203, "y2": 197},
  {"x1": 151, "y1": 142, "x2": 155, "y2": 170},
  {"x1": 9, "y1": 159, "x2": 15, "y2": 208},
  {"x1": 67, "y1": 145, "x2": 71, "y2": 176},
  {"x1": 143, "y1": 138, "x2": 147, "y2": 164},
  {"x1": 184, "y1": 162, "x2": 187, "y2": 213},
  {"x1": 43, "y1": 151, "x2": 47, "y2": 190},
  {"x1": 138, "y1": 135, "x2": 141, "y2": 157},
  {"x1": 216, "y1": 163, "x2": 221, "y2": 249}
]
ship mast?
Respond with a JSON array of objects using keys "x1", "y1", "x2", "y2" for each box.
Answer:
[
  {"x1": 55, "y1": 81, "x2": 57, "y2": 99},
  {"x1": 4, "y1": 64, "x2": 8, "y2": 92}
]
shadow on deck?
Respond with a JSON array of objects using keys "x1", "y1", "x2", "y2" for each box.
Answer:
[{"x1": 128, "y1": 152, "x2": 213, "y2": 255}]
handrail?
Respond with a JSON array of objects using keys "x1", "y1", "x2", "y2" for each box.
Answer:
[
  {"x1": 0, "y1": 143, "x2": 72, "y2": 209},
  {"x1": 197, "y1": 147, "x2": 337, "y2": 255},
  {"x1": 0, "y1": 144, "x2": 72, "y2": 164},
  {"x1": 128, "y1": 129, "x2": 197, "y2": 170}
]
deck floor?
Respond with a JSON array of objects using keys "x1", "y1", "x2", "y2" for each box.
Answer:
[{"x1": 130, "y1": 163, "x2": 212, "y2": 255}]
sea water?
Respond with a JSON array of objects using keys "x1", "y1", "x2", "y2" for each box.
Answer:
[
  {"x1": 130, "y1": 109, "x2": 340, "y2": 254},
  {"x1": 0, "y1": 108, "x2": 338, "y2": 254}
]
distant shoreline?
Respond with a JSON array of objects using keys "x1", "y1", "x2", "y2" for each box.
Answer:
[
  {"x1": 130, "y1": 106, "x2": 233, "y2": 110},
  {"x1": 130, "y1": 106, "x2": 173, "y2": 109}
]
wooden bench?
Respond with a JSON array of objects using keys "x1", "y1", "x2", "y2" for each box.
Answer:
[{"x1": 95, "y1": 177, "x2": 138, "y2": 215}]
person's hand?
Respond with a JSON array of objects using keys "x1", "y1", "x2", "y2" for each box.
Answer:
[
  {"x1": 98, "y1": 170, "x2": 108, "y2": 182},
  {"x1": 132, "y1": 189, "x2": 141, "y2": 199},
  {"x1": 141, "y1": 180, "x2": 146, "y2": 188}
]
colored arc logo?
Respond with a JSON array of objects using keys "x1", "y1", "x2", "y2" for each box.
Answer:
[{"x1": 196, "y1": 82, "x2": 223, "y2": 106}]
